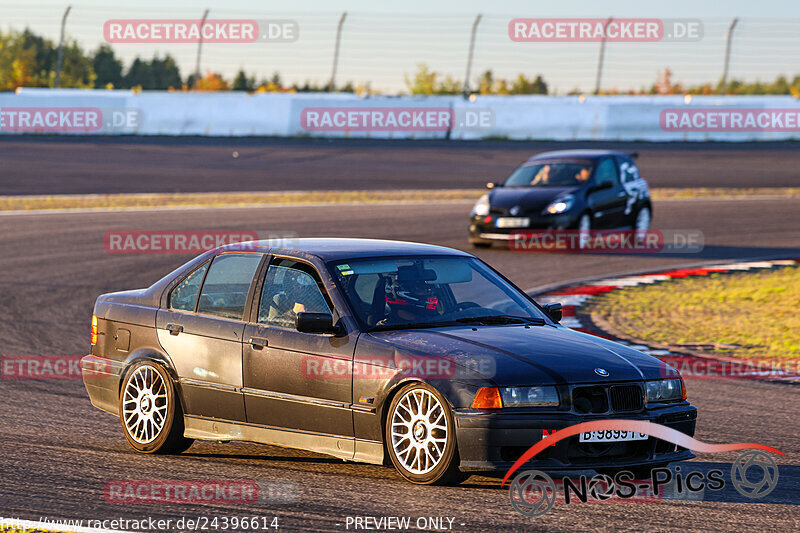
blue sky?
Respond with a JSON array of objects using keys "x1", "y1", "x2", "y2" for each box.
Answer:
[{"x1": 3, "y1": 1, "x2": 799, "y2": 93}]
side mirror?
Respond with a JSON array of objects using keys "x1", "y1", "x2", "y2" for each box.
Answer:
[
  {"x1": 543, "y1": 303, "x2": 562, "y2": 323},
  {"x1": 591, "y1": 181, "x2": 613, "y2": 192},
  {"x1": 486, "y1": 181, "x2": 500, "y2": 190},
  {"x1": 296, "y1": 312, "x2": 337, "y2": 334}
]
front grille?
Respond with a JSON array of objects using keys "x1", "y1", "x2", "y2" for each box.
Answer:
[{"x1": 610, "y1": 385, "x2": 644, "y2": 412}]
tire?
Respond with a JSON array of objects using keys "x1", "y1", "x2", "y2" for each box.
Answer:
[
  {"x1": 119, "y1": 360, "x2": 193, "y2": 454},
  {"x1": 634, "y1": 206, "x2": 651, "y2": 231},
  {"x1": 633, "y1": 206, "x2": 651, "y2": 245},
  {"x1": 471, "y1": 242, "x2": 492, "y2": 249},
  {"x1": 576, "y1": 213, "x2": 592, "y2": 250},
  {"x1": 385, "y1": 382, "x2": 466, "y2": 485}
]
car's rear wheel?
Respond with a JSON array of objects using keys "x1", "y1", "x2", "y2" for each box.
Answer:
[
  {"x1": 385, "y1": 383, "x2": 465, "y2": 485},
  {"x1": 119, "y1": 361, "x2": 193, "y2": 454},
  {"x1": 634, "y1": 206, "x2": 651, "y2": 232}
]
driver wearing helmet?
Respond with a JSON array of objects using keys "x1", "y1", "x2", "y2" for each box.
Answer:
[{"x1": 378, "y1": 265, "x2": 440, "y2": 325}]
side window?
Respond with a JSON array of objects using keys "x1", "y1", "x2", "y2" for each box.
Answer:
[
  {"x1": 594, "y1": 158, "x2": 620, "y2": 186},
  {"x1": 258, "y1": 259, "x2": 332, "y2": 328},
  {"x1": 196, "y1": 254, "x2": 262, "y2": 320},
  {"x1": 170, "y1": 262, "x2": 209, "y2": 312}
]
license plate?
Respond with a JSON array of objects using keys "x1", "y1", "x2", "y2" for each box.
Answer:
[
  {"x1": 579, "y1": 430, "x2": 648, "y2": 443},
  {"x1": 495, "y1": 217, "x2": 530, "y2": 228}
]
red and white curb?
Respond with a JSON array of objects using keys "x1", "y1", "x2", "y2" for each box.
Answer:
[{"x1": 533, "y1": 259, "x2": 800, "y2": 383}]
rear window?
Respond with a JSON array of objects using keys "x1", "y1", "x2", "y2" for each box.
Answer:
[{"x1": 196, "y1": 254, "x2": 262, "y2": 320}]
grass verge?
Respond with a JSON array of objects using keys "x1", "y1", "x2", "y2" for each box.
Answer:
[
  {"x1": 584, "y1": 265, "x2": 800, "y2": 361},
  {"x1": 0, "y1": 187, "x2": 798, "y2": 213}
]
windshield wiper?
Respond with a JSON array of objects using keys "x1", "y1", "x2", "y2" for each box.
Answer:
[
  {"x1": 368, "y1": 320, "x2": 461, "y2": 332},
  {"x1": 455, "y1": 315, "x2": 546, "y2": 326}
]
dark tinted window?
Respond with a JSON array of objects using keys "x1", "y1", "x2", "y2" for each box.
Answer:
[
  {"x1": 505, "y1": 160, "x2": 594, "y2": 187},
  {"x1": 170, "y1": 262, "x2": 209, "y2": 312},
  {"x1": 258, "y1": 259, "x2": 331, "y2": 327},
  {"x1": 594, "y1": 158, "x2": 620, "y2": 186},
  {"x1": 196, "y1": 254, "x2": 262, "y2": 319}
]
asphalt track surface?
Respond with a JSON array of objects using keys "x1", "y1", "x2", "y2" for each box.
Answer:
[
  {"x1": 1, "y1": 195, "x2": 799, "y2": 532},
  {"x1": 1, "y1": 137, "x2": 800, "y2": 194}
]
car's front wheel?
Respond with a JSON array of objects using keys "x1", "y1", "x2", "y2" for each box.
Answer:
[
  {"x1": 577, "y1": 212, "x2": 592, "y2": 250},
  {"x1": 385, "y1": 383, "x2": 465, "y2": 485},
  {"x1": 119, "y1": 361, "x2": 193, "y2": 454}
]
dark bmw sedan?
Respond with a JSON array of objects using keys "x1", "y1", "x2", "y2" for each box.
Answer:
[
  {"x1": 469, "y1": 149, "x2": 652, "y2": 248},
  {"x1": 82, "y1": 238, "x2": 695, "y2": 485}
]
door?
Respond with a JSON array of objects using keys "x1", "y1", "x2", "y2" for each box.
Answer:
[
  {"x1": 587, "y1": 157, "x2": 628, "y2": 228},
  {"x1": 243, "y1": 257, "x2": 356, "y2": 438},
  {"x1": 157, "y1": 252, "x2": 264, "y2": 421}
]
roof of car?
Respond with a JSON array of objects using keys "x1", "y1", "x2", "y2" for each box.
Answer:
[
  {"x1": 526, "y1": 149, "x2": 633, "y2": 161},
  {"x1": 218, "y1": 238, "x2": 473, "y2": 261}
]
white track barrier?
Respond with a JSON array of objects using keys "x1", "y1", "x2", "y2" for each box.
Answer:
[{"x1": 1, "y1": 88, "x2": 798, "y2": 141}]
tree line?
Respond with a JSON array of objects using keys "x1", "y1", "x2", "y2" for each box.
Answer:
[{"x1": 1, "y1": 29, "x2": 798, "y2": 96}]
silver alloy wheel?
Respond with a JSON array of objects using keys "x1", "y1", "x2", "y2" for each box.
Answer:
[
  {"x1": 390, "y1": 388, "x2": 448, "y2": 475},
  {"x1": 122, "y1": 365, "x2": 169, "y2": 444},
  {"x1": 578, "y1": 214, "x2": 591, "y2": 249},
  {"x1": 635, "y1": 207, "x2": 651, "y2": 231}
]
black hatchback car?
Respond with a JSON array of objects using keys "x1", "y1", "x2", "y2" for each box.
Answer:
[
  {"x1": 82, "y1": 238, "x2": 694, "y2": 485},
  {"x1": 469, "y1": 150, "x2": 652, "y2": 248}
]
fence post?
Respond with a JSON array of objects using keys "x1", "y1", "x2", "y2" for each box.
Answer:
[
  {"x1": 721, "y1": 17, "x2": 739, "y2": 93},
  {"x1": 54, "y1": 5, "x2": 72, "y2": 88},
  {"x1": 593, "y1": 17, "x2": 613, "y2": 95},
  {"x1": 462, "y1": 14, "x2": 482, "y2": 96},
  {"x1": 193, "y1": 8, "x2": 210, "y2": 90},
  {"x1": 329, "y1": 12, "x2": 348, "y2": 92}
]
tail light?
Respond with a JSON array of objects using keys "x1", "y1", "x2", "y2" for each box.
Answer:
[{"x1": 91, "y1": 315, "x2": 98, "y2": 345}]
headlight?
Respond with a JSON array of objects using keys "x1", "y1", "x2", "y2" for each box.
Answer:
[
  {"x1": 472, "y1": 194, "x2": 490, "y2": 217},
  {"x1": 544, "y1": 194, "x2": 574, "y2": 215},
  {"x1": 500, "y1": 386, "x2": 559, "y2": 407},
  {"x1": 645, "y1": 379, "x2": 685, "y2": 403}
]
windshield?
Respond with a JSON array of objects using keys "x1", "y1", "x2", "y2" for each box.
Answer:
[
  {"x1": 329, "y1": 256, "x2": 549, "y2": 330},
  {"x1": 504, "y1": 160, "x2": 594, "y2": 187}
]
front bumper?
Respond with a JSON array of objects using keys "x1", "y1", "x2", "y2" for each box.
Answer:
[
  {"x1": 454, "y1": 403, "x2": 697, "y2": 472},
  {"x1": 468, "y1": 214, "x2": 575, "y2": 243}
]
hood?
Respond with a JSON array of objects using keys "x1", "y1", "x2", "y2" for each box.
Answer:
[
  {"x1": 367, "y1": 324, "x2": 668, "y2": 386},
  {"x1": 489, "y1": 186, "x2": 579, "y2": 215}
]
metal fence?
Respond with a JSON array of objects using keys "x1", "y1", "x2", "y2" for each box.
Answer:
[{"x1": 3, "y1": 4, "x2": 800, "y2": 94}]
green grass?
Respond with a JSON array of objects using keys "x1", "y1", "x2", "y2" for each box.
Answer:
[{"x1": 586, "y1": 265, "x2": 800, "y2": 361}]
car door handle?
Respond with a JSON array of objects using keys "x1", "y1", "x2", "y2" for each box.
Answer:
[
  {"x1": 166, "y1": 323, "x2": 183, "y2": 335},
  {"x1": 249, "y1": 336, "x2": 268, "y2": 349}
]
